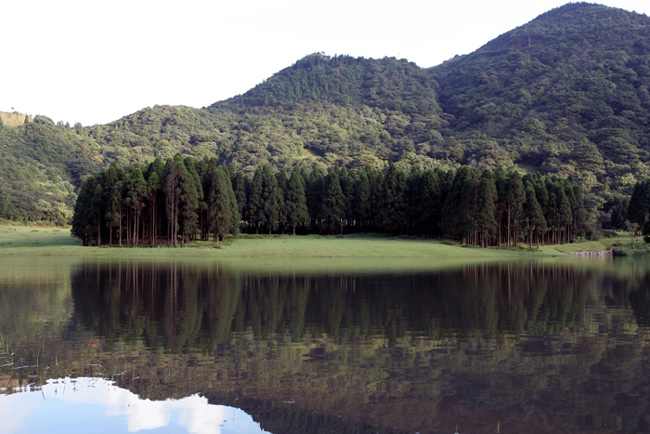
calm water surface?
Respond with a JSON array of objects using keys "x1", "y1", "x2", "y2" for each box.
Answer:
[{"x1": 1, "y1": 256, "x2": 650, "y2": 433}]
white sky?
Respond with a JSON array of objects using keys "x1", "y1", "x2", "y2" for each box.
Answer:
[{"x1": 1, "y1": 0, "x2": 650, "y2": 126}]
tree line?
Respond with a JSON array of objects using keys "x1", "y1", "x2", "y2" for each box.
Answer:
[{"x1": 71, "y1": 155, "x2": 588, "y2": 247}]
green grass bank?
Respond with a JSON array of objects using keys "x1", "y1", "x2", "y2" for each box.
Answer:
[{"x1": 0, "y1": 223, "x2": 629, "y2": 260}]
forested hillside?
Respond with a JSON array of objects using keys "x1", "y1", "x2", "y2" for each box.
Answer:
[{"x1": 1, "y1": 2, "x2": 649, "y2": 227}]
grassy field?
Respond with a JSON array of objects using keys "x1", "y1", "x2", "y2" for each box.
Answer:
[{"x1": 0, "y1": 223, "x2": 632, "y2": 259}]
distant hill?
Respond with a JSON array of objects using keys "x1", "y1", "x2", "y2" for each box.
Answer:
[
  {"x1": 215, "y1": 53, "x2": 441, "y2": 115},
  {"x1": 2, "y1": 2, "x2": 650, "y2": 224},
  {"x1": 432, "y1": 2, "x2": 650, "y2": 193}
]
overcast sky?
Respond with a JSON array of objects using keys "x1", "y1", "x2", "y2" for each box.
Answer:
[{"x1": 2, "y1": 0, "x2": 650, "y2": 126}]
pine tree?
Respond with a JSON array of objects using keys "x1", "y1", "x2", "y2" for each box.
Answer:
[
  {"x1": 146, "y1": 158, "x2": 165, "y2": 246},
  {"x1": 474, "y1": 169, "x2": 498, "y2": 247},
  {"x1": 164, "y1": 157, "x2": 182, "y2": 246},
  {"x1": 323, "y1": 170, "x2": 346, "y2": 235},
  {"x1": 207, "y1": 166, "x2": 240, "y2": 242},
  {"x1": 124, "y1": 166, "x2": 147, "y2": 247},
  {"x1": 306, "y1": 168, "x2": 325, "y2": 232},
  {"x1": 261, "y1": 165, "x2": 281, "y2": 234},
  {"x1": 505, "y1": 171, "x2": 525, "y2": 248},
  {"x1": 352, "y1": 170, "x2": 371, "y2": 231},
  {"x1": 524, "y1": 181, "x2": 547, "y2": 248},
  {"x1": 378, "y1": 164, "x2": 407, "y2": 234},
  {"x1": 91, "y1": 180, "x2": 104, "y2": 247},
  {"x1": 441, "y1": 167, "x2": 477, "y2": 243},
  {"x1": 494, "y1": 167, "x2": 508, "y2": 245},
  {"x1": 627, "y1": 180, "x2": 650, "y2": 234},
  {"x1": 247, "y1": 166, "x2": 264, "y2": 234},
  {"x1": 232, "y1": 171, "x2": 248, "y2": 232},
  {"x1": 285, "y1": 168, "x2": 310, "y2": 235},
  {"x1": 103, "y1": 163, "x2": 123, "y2": 246},
  {"x1": 178, "y1": 158, "x2": 201, "y2": 245},
  {"x1": 71, "y1": 176, "x2": 95, "y2": 246},
  {"x1": 275, "y1": 171, "x2": 288, "y2": 233},
  {"x1": 557, "y1": 188, "x2": 573, "y2": 243}
]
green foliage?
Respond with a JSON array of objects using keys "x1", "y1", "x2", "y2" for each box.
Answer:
[
  {"x1": 285, "y1": 168, "x2": 310, "y2": 234},
  {"x1": 6, "y1": 3, "x2": 650, "y2": 228},
  {"x1": 71, "y1": 160, "x2": 588, "y2": 248},
  {"x1": 322, "y1": 170, "x2": 345, "y2": 235}
]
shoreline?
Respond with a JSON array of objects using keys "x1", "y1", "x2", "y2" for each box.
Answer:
[{"x1": 0, "y1": 224, "x2": 629, "y2": 260}]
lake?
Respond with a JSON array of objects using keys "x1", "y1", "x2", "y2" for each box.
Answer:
[{"x1": 1, "y1": 256, "x2": 650, "y2": 433}]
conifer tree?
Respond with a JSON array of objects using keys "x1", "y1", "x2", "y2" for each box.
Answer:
[
  {"x1": 285, "y1": 168, "x2": 310, "y2": 235},
  {"x1": 475, "y1": 169, "x2": 498, "y2": 247},
  {"x1": 164, "y1": 157, "x2": 182, "y2": 246},
  {"x1": 323, "y1": 170, "x2": 346, "y2": 235},
  {"x1": 505, "y1": 172, "x2": 525, "y2": 247},
  {"x1": 627, "y1": 179, "x2": 650, "y2": 232},
  {"x1": 524, "y1": 181, "x2": 547, "y2": 248},
  {"x1": 124, "y1": 166, "x2": 147, "y2": 247},
  {"x1": 145, "y1": 158, "x2": 165, "y2": 246},
  {"x1": 178, "y1": 158, "x2": 201, "y2": 245},
  {"x1": 378, "y1": 164, "x2": 407, "y2": 234},
  {"x1": 494, "y1": 167, "x2": 508, "y2": 245},
  {"x1": 247, "y1": 166, "x2": 264, "y2": 233},
  {"x1": 557, "y1": 188, "x2": 573, "y2": 243},
  {"x1": 103, "y1": 163, "x2": 123, "y2": 246},
  {"x1": 275, "y1": 171, "x2": 288, "y2": 233},
  {"x1": 442, "y1": 167, "x2": 477, "y2": 243},
  {"x1": 261, "y1": 165, "x2": 281, "y2": 234},
  {"x1": 207, "y1": 166, "x2": 240, "y2": 242},
  {"x1": 306, "y1": 168, "x2": 325, "y2": 232},
  {"x1": 232, "y1": 171, "x2": 248, "y2": 232},
  {"x1": 338, "y1": 167, "x2": 353, "y2": 228},
  {"x1": 71, "y1": 176, "x2": 96, "y2": 246},
  {"x1": 352, "y1": 170, "x2": 371, "y2": 231}
]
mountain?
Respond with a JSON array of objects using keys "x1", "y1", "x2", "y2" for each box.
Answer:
[
  {"x1": 432, "y1": 2, "x2": 650, "y2": 192},
  {"x1": 1, "y1": 2, "x2": 649, "y2": 224}
]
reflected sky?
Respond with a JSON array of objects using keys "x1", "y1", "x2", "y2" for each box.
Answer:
[{"x1": 0, "y1": 377, "x2": 271, "y2": 434}]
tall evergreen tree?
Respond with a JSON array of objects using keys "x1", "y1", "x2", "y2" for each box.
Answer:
[
  {"x1": 261, "y1": 165, "x2": 282, "y2": 234},
  {"x1": 71, "y1": 176, "x2": 96, "y2": 246},
  {"x1": 124, "y1": 166, "x2": 147, "y2": 247},
  {"x1": 207, "y1": 166, "x2": 240, "y2": 242},
  {"x1": 441, "y1": 167, "x2": 477, "y2": 243},
  {"x1": 352, "y1": 170, "x2": 371, "y2": 231},
  {"x1": 322, "y1": 170, "x2": 346, "y2": 235},
  {"x1": 505, "y1": 172, "x2": 525, "y2": 248},
  {"x1": 247, "y1": 166, "x2": 264, "y2": 233},
  {"x1": 378, "y1": 164, "x2": 407, "y2": 234},
  {"x1": 475, "y1": 169, "x2": 498, "y2": 247},
  {"x1": 306, "y1": 168, "x2": 325, "y2": 232},
  {"x1": 232, "y1": 171, "x2": 248, "y2": 232},
  {"x1": 102, "y1": 163, "x2": 122, "y2": 246},
  {"x1": 145, "y1": 158, "x2": 165, "y2": 246},
  {"x1": 523, "y1": 181, "x2": 547, "y2": 248},
  {"x1": 178, "y1": 158, "x2": 201, "y2": 245},
  {"x1": 285, "y1": 168, "x2": 310, "y2": 235},
  {"x1": 164, "y1": 156, "x2": 182, "y2": 246},
  {"x1": 275, "y1": 171, "x2": 288, "y2": 233},
  {"x1": 627, "y1": 179, "x2": 650, "y2": 234}
]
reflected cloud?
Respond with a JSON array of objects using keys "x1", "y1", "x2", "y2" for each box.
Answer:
[{"x1": 1, "y1": 377, "x2": 269, "y2": 434}]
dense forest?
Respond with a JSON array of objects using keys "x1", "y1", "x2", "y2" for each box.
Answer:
[
  {"x1": 2, "y1": 3, "x2": 650, "y2": 231},
  {"x1": 71, "y1": 156, "x2": 588, "y2": 248}
]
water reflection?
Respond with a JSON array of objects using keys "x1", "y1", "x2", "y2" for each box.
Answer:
[
  {"x1": 2, "y1": 258, "x2": 650, "y2": 433},
  {"x1": 0, "y1": 377, "x2": 270, "y2": 434},
  {"x1": 71, "y1": 261, "x2": 598, "y2": 347}
]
